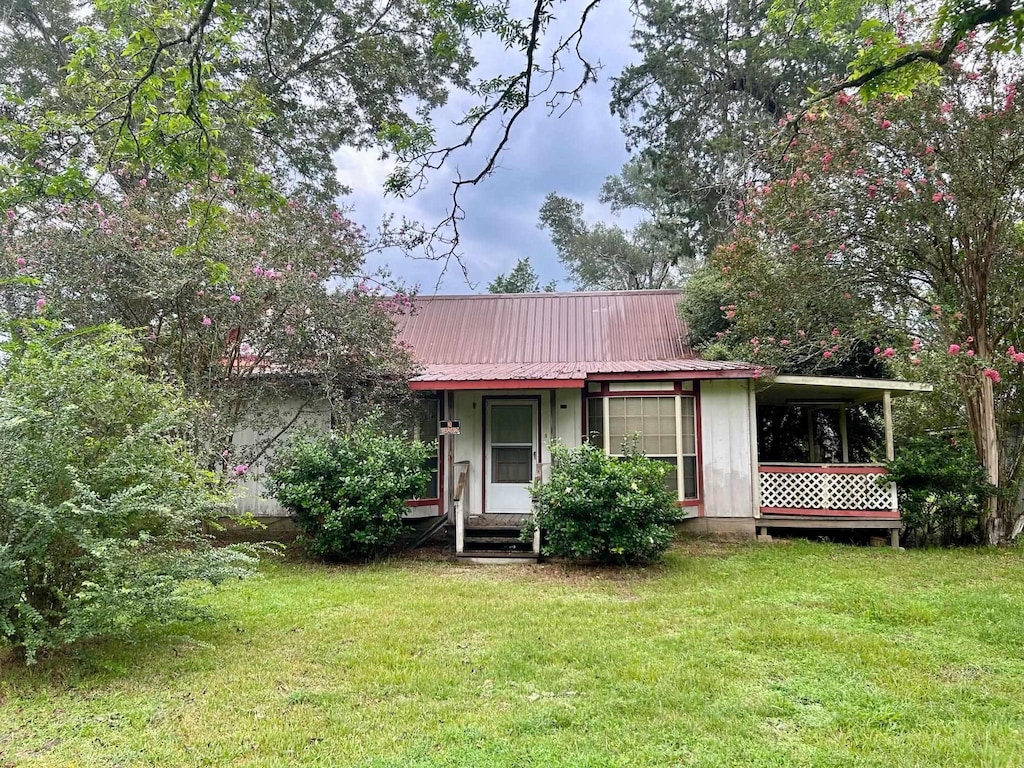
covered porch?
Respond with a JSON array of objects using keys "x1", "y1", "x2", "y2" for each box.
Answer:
[{"x1": 753, "y1": 375, "x2": 932, "y2": 545}]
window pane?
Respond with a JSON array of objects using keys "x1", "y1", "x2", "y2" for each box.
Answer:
[
  {"x1": 659, "y1": 457, "x2": 679, "y2": 494},
  {"x1": 608, "y1": 397, "x2": 677, "y2": 457},
  {"x1": 587, "y1": 398, "x2": 604, "y2": 445},
  {"x1": 681, "y1": 397, "x2": 696, "y2": 454},
  {"x1": 682, "y1": 455, "x2": 698, "y2": 499},
  {"x1": 421, "y1": 456, "x2": 439, "y2": 498},
  {"x1": 418, "y1": 399, "x2": 439, "y2": 442},
  {"x1": 492, "y1": 446, "x2": 532, "y2": 483},
  {"x1": 491, "y1": 404, "x2": 533, "y2": 444}
]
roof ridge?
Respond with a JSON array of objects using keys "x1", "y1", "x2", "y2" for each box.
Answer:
[{"x1": 413, "y1": 289, "x2": 684, "y2": 300}]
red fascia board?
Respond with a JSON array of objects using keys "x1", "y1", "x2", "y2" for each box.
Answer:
[
  {"x1": 587, "y1": 369, "x2": 756, "y2": 382},
  {"x1": 760, "y1": 507, "x2": 900, "y2": 518},
  {"x1": 410, "y1": 378, "x2": 585, "y2": 391}
]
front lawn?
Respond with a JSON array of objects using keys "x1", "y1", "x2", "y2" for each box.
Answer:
[{"x1": 3, "y1": 542, "x2": 1024, "y2": 766}]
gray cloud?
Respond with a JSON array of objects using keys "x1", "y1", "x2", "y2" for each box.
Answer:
[{"x1": 343, "y1": 1, "x2": 640, "y2": 294}]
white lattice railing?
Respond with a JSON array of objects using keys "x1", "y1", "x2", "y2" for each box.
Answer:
[{"x1": 759, "y1": 465, "x2": 898, "y2": 517}]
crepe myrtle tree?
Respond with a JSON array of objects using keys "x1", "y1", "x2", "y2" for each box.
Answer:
[
  {"x1": 1, "y1": 183, "x2": 418, "y2": 471},
  {"x1": 709, "y1": 47, "x2": 1024, "y2": 543}
]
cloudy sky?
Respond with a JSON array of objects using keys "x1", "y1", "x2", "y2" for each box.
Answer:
[{"x1": 335, "y1": 1, "x2": 641, "y2": 295}]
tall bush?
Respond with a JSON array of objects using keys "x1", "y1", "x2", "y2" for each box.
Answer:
[
  {"x1": 269, "y1": 424, "x2": 433, "y2": 561},
  {"x1": 886, "y1": 435, "x2": 996, "y2": 546},
  {"x1": 528, "y1": 441, "x2": 681, "y2": 565},
  {"x1": 0, "y1": 324, "x2": 258, "y2": 663}
]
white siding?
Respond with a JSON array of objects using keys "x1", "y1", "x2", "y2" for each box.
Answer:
[
  {"x1": 232, "y1": 393, "x2": 331, "y2": 517},
  {"x1": 699, "y1": 379, "x2": 755, "y2": 518},
  {"x1": 555, "y1": 389, "x2": 583, "y2": 447}
]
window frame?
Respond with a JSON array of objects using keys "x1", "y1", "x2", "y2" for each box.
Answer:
[{"x1": 583, "y1": 381, "x2": 701, "y2": 506}]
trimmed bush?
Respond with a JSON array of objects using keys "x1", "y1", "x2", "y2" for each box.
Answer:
[
  {"x1": 527, "y1": 441, "x2": 682, "y2": 565},
  {"x1": 269, "y1": 423, "x2": 433, "y2": 561},
  {"x1": 0, "y1": 324, "x2": 258, "y2": 663}
]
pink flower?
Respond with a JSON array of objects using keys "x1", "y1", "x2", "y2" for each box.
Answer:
[
  {"x1": 880, "y1": 119, "x2": 892, "y2": 129},
  {"x1": 139, "y1": 178, "x2": 147, "y2": 187},
  {"x1": 5, "y1": 209, "x2": 14, "y2": 221},
  {"x1": 1012, "y1": 352, "x2": 1024, "y2": 364},
  {"x1": 911, "y1": 338, "x2": 921, "y2": 352},
  {"x1": 966, "y1": 350, "x2": 975, "y2": 357},
  {"x1": 883, "y1": 347, "x2": 895, "y2": 358},
  {"x1": 924, "y1": 145, "x2": 935, "y2": 155},
  {"x1": 229, "y1": 294, "x2": 241, "y2": 303},
  {"x1": 790, "y1": 243, "x2": 800, "y2": 251},
  {"x1": 780, "y1": 339, "x2": 790, "y2": 346},
  {"x1": 233, "y1": 464, "x2": 250, "y2": 476},
  {"x1": 931, "y1": 304, "x2": 942, "y2": 316},
  {"x1": 284, "y1": 325, "x2": 295, "y2": 336},
  {"x1": 16, "y1": 257, "x2": 26, "y2": 268},
  {"x1": 202, "y1": 316, "x2": 212, "y2": 326},
  {"x1": 867, "y1": 185, "x2": 878, "y2": 199},
  {"x1": 948, "y1": 344, "x2": 961, "y2": 355},
  {"x1": 34, "y1": 297, "x2": 46, "y2": 311},
  {"x1": 932, "y1": 192, "x2": 944, "y2": 203},
  {"x1": 823, "y1": 350, "x2": 833, "y2": 359},
  {"x1": 940, "y1": 103, "x2": 952, "y2": 114},
  {"x1": 855, "y1": 168, "x2": 866, "y2": 177},
  {"x1": 874, "y1": 347, "x2": 881, "y2": 355},
  {"x1": 253, "y1": 266, "x2": 265, "y2": 276},
  {"x1": 983, "y1": 368, "x2": 1001, "y2": 384},
  {"x1": 911, "y1": 357, "x2": 921, "y2": 365},
  {"x1": 837, "y1": 92, "x2": 852, "y2": 106},
  {"x1": 831, "y1": 328, "x2": 840, "y2": 337}
]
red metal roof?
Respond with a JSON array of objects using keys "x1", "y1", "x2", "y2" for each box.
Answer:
[{"x1": 396, "y1": 290, "x2": 757, "y2": 385}]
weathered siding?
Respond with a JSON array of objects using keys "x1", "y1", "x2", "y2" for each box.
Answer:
[
  {"x1": 232, "y1": 394, "x2": 332, "y2": 517},
  {"x1": 554, "y1": 388, "x2": 583, "y2": 447},
  {"x1": 699, "y1": 379, "x2": 755, "y2": 518}
]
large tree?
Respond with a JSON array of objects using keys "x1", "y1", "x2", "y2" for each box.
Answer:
[
  {"x1": 538, "y1": 191, "x2": 682, "y2": 291},
  {"x1": 701, "y1": 51, "x2": 1024, "y2": 543},
  {"x1": 1, "y1": 185, "x2": 414, "y2": 467}
]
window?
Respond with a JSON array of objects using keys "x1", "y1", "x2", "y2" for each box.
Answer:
[
  {"x1": 586, "y1": 393, "x2": 699, "y2": 501},
  {"x1": 490, "y1": 404, "x2": 534, "y2": 483},
  {"x1": 413, "y1": 398, "x2": 440, "y2": 498}
]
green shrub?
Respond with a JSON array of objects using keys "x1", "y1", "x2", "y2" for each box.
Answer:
[
  {"x1": 269, "y1": 423, "x2": 433, "y2": 561},
  {"x1": 886, "y1": 435, "x2": 995, "y2": 546},
  {"x1": 0, "y1": 323, "x2": 258, "y2": 663},
  {"x1": 527, "y1": 441, "x2": 682, "y2": 565}
]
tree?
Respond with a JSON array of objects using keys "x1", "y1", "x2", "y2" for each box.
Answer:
[
  {"x1": 0, "y1": 184, "x2": 416, "y2": 467},
  {"x1": 0, "y1": 0, "x2": 478, "y2": 205},
  {"x1": 0, "y1": 324, "x2": 258, "y2": 662},
  {"x1": 538, "y1": 192, "x2": 682, "y2": 290},
  {"x1": 487, "y1": 258, "x2": 556, "y2": 293},
  {"x1": 608, "y1": 0, "x2": 864, "y2": 264},
  {"x1": 707, "y1": 51, "x2": 1024, "y2": 543}
]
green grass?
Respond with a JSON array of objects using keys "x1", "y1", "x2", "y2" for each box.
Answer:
[{"x1": 3, "y1": 541, "x2": 1024, "y2": 767}]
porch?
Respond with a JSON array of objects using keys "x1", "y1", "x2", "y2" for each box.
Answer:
[{"x1": 753, "y1": 375, "x2": 932, "y2": 545}]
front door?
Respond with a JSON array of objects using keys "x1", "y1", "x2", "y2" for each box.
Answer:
[{"x1": 485, "y1": 399, "x2": 538, "y2": 514}]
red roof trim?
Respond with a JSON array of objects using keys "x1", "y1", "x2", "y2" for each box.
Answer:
[
  {"x1": 588, "y1": 369, "x2": 757, "y2": 381},
  {"x1": 410, "y1": 378, "x2": 586, "y2": 391}
]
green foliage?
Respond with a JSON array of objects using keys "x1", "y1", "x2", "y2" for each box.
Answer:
[
  {"x1": 0, "y1": 323, "x2": 258, "y2": 663},
  {"x1": 887, "y1": 435, "x2": 995, "y2": 546},
  {"x1": 269, "y1": 423, "x2": 433, "y2": 562},
  {"x1": 528, "y1": 441, "x2": 681, "y2": 565},
  {"x1": 487, "y1": 258, "x2": 555, "y2": 293},
  {"x1": 1, "y1": 188, "x2": 416, "y2": 467},
  {"x1": 538, "y1": 191, "x2": 681, "y2": 290}
]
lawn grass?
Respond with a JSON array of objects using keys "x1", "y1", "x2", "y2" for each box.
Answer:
[{"x1": 3, "y1": 541, "x2": 1024, "y2": 767}]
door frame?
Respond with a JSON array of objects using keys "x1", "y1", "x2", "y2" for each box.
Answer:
[{"x1": 481, "y1": 395, "x2": 542, "y2": 515}]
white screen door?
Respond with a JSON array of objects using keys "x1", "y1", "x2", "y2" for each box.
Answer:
[{"x1": 485, "y1": 400, "x2": 538, "y2": 514}]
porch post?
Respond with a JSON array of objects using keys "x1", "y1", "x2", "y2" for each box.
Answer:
[
  {"x1": 883, "y1": 390, "x2": 895, "y2": 462},
  {"x1": 748, "y1": 381, "x2": 761, "y2": 517},
  {"x1": 839, "y1": 405, "x2": 849, "y2": 463}
]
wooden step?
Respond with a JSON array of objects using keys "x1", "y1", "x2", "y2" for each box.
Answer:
[{"x1": 457, "y1": 551, "x2": 539, "y2": 563}]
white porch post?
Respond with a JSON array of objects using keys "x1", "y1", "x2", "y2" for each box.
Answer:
[
  {"x1": 748, "y1": 381, "x2": 761, "y2": 518},
  {"x1": 883, "y1": 390, "x2": 895, "y2": 462}
]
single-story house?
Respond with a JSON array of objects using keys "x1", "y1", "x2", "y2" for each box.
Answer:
[{"x1": 235, "y1": 290, "x2": 931, "y2": 558}]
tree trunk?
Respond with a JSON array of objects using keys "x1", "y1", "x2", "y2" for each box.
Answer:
[{"x1": 963, "y1": 371, "x2": 1002, "y2": 544}]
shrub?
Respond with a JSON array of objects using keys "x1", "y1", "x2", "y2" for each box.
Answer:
[
  {"x1": 527, "y1": 441, "x2": 682, "y2": 565},
  {"x1": 269, "y1": 423, "x2": 433, "y2": 561},
  {"x1": 886, "y1": 435, "x2": 995, "y2": 546},
  {"x1": 0, "y1": 323, "x2": 258, "y2": 663}
]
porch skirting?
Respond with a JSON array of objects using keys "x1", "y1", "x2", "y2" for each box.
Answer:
[{"x1": 676, "y1": 517, "x2": 757, "y2": 540}]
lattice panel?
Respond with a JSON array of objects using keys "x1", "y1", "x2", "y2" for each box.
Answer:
[{"x1": 760, "y1": 470, "x2": 893, "y2": 511}]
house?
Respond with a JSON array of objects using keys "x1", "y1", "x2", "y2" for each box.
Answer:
[{"x1": 234, "y1": 290, "x2": 931, "y2": 557}]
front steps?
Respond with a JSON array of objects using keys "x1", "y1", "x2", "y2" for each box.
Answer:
[{"x1": 459, "y1": 524, "x2": 539, "y2": 562}]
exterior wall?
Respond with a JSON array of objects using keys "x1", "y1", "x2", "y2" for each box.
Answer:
[
  {"x1": 447, "y1": 388, "x2": 583, "y2": 517},
  {"x1": 699, "y1": 379, "x2": 755, "y2": 519},
  {"x1": 232, "y1": 393, "x2": 331, "y2": 517}
]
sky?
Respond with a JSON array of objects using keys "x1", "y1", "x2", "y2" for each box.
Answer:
[{"x1": 334, "y1": 1, "x2": 641, "y2": 295}]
